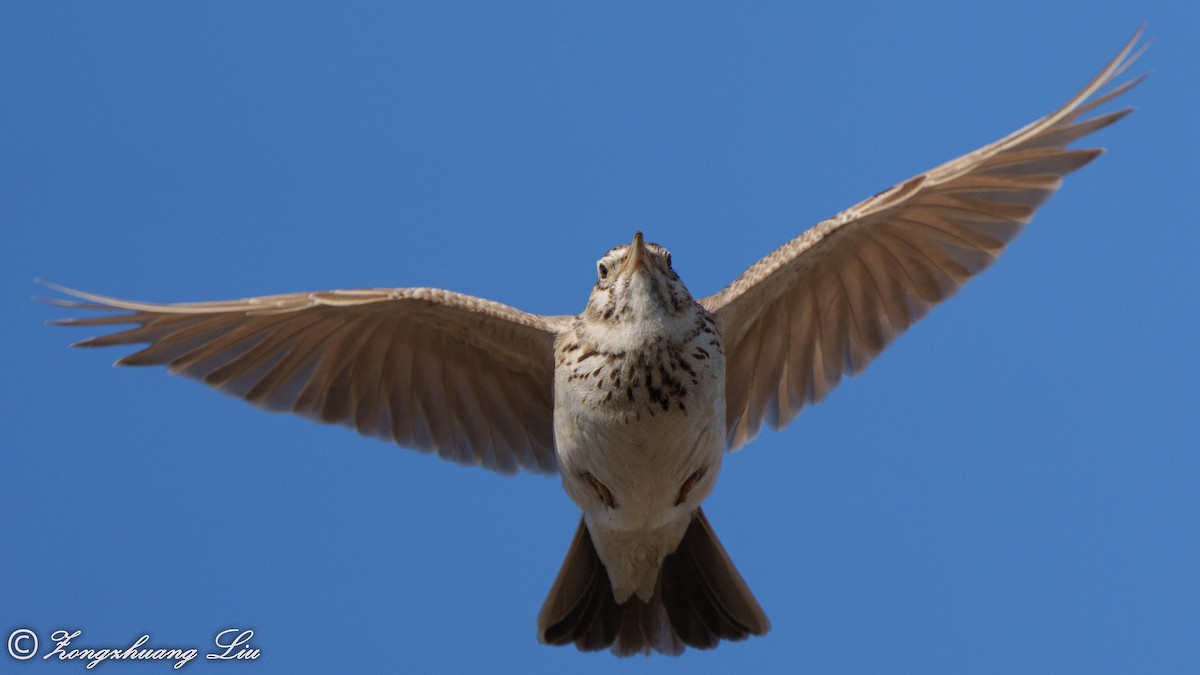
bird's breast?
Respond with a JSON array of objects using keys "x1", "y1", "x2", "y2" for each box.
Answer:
[
  {"x1": 554, "y1": 310, "x2": 724, "y2": 419},
  {"x1": 552, "y1": 311, "x2": 726, "y2": 531}
]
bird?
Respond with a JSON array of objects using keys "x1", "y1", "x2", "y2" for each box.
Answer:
[{"x1": 41, "y1": 30, "x2": 1145, "y2": 656}]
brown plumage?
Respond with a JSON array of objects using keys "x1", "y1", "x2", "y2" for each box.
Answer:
[
  {"x1": 41, "y1": 285, "x2": 570, "y2": 474},
  {"x1": 41, "y1": 29, "x2": 1145, "y2": 655},
  {"x1": 705, "y1": 31, "x2": 1147, "y2": 449},
  {"x1": 538, "y1": 509, "x2": 769, "y2": 656}
]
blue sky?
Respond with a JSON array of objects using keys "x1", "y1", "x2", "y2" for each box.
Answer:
[{"x1": 3, "y1": 2, "x2": 1197, "y2": 673}]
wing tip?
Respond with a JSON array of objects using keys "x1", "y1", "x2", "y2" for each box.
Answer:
[{"x1": 34, "y1": 277, "x2": 87, "y2": 299}]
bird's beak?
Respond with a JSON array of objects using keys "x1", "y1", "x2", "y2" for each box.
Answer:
[{"x1": 620, "y1": 231, "x2": 647, "y2": 276}]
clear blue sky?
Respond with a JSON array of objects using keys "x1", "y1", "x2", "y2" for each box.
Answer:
[{"x1": 3, "y1": 2, "x2": 1197, "y2": 673}]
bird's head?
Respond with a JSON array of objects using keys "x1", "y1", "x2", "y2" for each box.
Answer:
[{"x1": 583, "y1": 232, "x2": 695, "y2": 332}]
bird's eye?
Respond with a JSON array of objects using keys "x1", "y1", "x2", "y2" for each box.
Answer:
[{"x1": 597, "y1": 263, "x2": 609, "y2": 280}]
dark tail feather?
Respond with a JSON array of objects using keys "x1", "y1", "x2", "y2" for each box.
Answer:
[{"x1": 537, "y1": 508, "x2": 769, "y2": 656}]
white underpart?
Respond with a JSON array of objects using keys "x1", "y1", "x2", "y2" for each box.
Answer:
[{"x1": 553, "y1": 268, "x2": 726, "y2": 602}]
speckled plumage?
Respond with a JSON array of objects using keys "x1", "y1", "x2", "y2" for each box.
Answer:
[
  {"x1": 552, "y1": 235, "x2": 726, "y2": 594},
  {"x1": 541, "y1": 234, "x2": 763, "y2": 654}
]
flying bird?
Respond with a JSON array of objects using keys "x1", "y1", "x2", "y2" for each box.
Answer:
[{"x1": 42, "y1": 30, "x2": 1145, "y2": 656}]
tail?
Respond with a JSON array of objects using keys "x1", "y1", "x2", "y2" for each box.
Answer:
[{"x1": 537, "y1": 508, "x2": 770, "y2": 656}]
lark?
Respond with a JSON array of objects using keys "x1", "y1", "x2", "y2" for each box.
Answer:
[{"x1": 42, "y1": 32, "x2": 1144, "y2": 656}]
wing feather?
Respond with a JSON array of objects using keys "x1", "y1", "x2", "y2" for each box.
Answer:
[
  {"x1": 43, "y1": 281, "x2": 564, "y2": 475},
  {"x1": 704, "y1": 28, "x2": 1145, "y2": 450}
]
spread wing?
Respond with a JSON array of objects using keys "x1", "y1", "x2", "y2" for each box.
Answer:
[
  {"x1": 703, "y1": 28, "x2": 1147, "y2": 450},
  {"x1": 42, "y1": 280, "x2": 570, "y2": 475}
]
